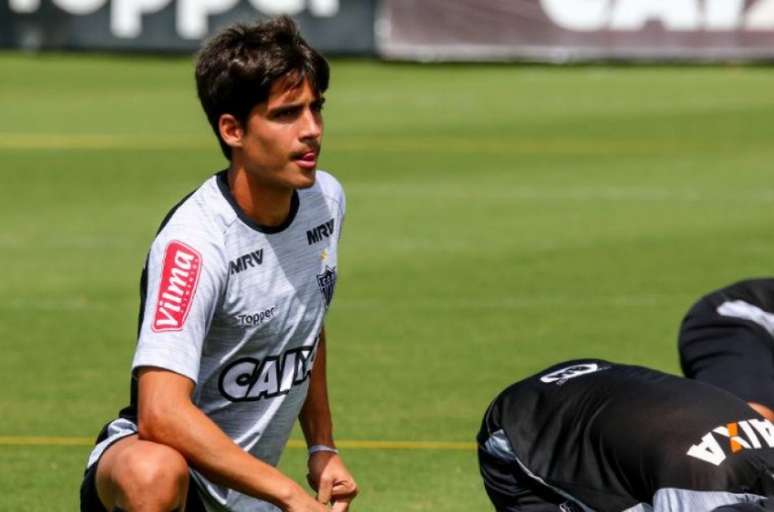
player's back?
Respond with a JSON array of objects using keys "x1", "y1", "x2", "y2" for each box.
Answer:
[{"x1": 479, "y1": 359, "x2": 774, "y2": 511}]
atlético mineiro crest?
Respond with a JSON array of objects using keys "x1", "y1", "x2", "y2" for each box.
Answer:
[{"x1": 316, "y1": 266, "x2": 337, "y2": 308}]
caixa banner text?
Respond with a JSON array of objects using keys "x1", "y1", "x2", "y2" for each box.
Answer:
[{"x1": 377, "y1": 0, "x2": 774, "y2": 62}]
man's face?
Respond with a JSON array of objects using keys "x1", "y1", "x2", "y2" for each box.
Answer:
[{"x1": 236, "y1": 76, "x2": 324, "y2": 190}]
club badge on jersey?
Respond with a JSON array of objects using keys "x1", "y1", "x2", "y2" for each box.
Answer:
[
  {"x1": 317, "y1": 265, "x2": 337, "y2": 308},
  {"x1": 152, "y1": 240, "x2": 202, "y2": 332}
]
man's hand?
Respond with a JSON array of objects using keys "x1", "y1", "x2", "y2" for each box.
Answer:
[
  {"x1": 307, "y1": 452, "x2": 358, "y2": 511},
  {"x1": 284, "y1": 486, "x2": 330, "y2": 512}
]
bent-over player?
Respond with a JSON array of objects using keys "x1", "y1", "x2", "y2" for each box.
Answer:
[
  {"x1": 478, "y1": 359, "x2": 774, "y2": 511},
  {"x1": 80, "y1": 17, "x2": 357, "y2": 512},
  {"x1": 679, "y1": 278, "x2": 774, "y2": 422}
]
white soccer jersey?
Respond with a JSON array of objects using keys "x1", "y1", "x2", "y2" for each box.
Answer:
[{"x1": 86, "y1": 170, "x2": 345, "y2": 512}]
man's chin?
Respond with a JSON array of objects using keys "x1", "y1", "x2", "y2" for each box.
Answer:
[{"x1": 292, "y1": 167, "x2": 317, "y2": 189}]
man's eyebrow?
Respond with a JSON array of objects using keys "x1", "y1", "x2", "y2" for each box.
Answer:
[
  {"x1": 268, "y1": 96, "x2": 324, "y2": 114},
  {"x1": 267, "y1": 101, "x2": 304, "y2": 113}
]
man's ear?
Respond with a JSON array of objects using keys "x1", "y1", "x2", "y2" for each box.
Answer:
[{"x1": 219, "y1": 114, "x2": 244, "y2": 150}]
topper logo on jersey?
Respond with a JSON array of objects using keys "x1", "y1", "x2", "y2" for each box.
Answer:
[
  {"x1": 687, "y1": 418, "x2": 774, "y2": 466},
  {"x1": 152, "y1": 241, "x2": 201, "y2": 332},
  {"x1": 237, "y1": 306, "x2": 278, "y2": 327},
  {"x1": 306, "y1": 218, "x2": 335, "y2": 245},
  {"x1": 540, "y1": 363, "x2": 609, "y2": 385},
  {"x1": 218, "y1": 346, "x2": 316, "y2": 402}
]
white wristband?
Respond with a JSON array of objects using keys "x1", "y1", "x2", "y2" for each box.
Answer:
[{"x1": 308, "y1": 444, "x2": 339, "y2": 455}]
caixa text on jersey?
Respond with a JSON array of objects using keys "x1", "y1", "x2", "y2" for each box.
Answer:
[{"x1": 217, "y1": 346, "x2": 317, "y2": 402}]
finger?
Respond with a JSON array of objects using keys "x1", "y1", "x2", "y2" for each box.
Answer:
[
  {"x1": 331, "y1": 480, "x2": 357, "y2": 499},
  {"x1": 331, "y1": 498, "x2": 352, "y2": 512},
  {"x1": 306, "y1": 473, "x2": 316, "y2": 490},
  {"x1": 317, "y1": 476, "x2": 333, "y2": 505}
]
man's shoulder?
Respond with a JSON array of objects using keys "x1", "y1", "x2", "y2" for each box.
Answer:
[
  {"x1": 308, "y1": 170, "x2": 345, "y2": 220},
  {"x1": 313, "y1": 170, "x2": 344, "y2": 199},
  {"x1": 148, "y1": 174, "x2": 232, "y2": 256}
]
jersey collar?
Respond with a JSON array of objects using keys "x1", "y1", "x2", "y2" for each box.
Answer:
[{"x1": 215, "y1": 170, "x2": 300, "y2": 234}]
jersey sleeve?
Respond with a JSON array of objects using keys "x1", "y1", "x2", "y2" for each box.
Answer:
[
  {"x1": 316, "y1": 170, "x2": 346, "y2": 241},
  {"x1": 132, "y1": 226, "x2": 226, "y2": 383},
  {"x1": 337, "y1": 182, "x2": 346, "y2": 241}
]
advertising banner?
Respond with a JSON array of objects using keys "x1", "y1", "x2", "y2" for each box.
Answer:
[
  {"x1": 0, "y1": 0, "x2": 375, "y2": 53},
  {"x1": 377, "y1": 0, "x2": 774, "y2": 62}
]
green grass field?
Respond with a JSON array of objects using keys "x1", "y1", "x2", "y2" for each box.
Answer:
[{"x1": 1, "y1": 52, "x2": 773, "y2": 510}]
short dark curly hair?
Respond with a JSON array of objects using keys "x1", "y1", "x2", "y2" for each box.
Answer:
[{"x1": 195, "y1": 16, "x2": 330, "y2": 160}]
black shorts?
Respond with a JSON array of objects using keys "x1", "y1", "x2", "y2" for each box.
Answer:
[
  {"x1": 80, "y1": 436, "x2": 207, "y2": 512},
  {"x1": 477, "y1": 448, "x2": 581, "y2": 512}
]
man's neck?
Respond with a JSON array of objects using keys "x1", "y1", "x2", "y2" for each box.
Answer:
[{"x1": 227, "y1": 166, "x2": 294, "y2": 228}]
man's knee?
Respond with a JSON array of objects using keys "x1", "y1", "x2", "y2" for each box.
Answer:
[
  {"x1": 98, "y1": 439, "x2": 189, "y2": 511},
  {"x1": 117, "y1": 443, "x2": 188, "y2": 488}
]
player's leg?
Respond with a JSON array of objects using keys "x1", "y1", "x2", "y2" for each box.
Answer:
[
  {"x1": 89, "y1": 434, "x2": 191, "y2": 511},
  {"x1": 679, "y1": 300, "x2": 774, "y2": 420},
  {"x1": 477, "y1": 447, "x2": 574, "y2": 511}
]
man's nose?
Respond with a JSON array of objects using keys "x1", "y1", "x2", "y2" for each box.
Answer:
[{"x1": 300, "y1": 108, "x2": 322, "y2": 140}]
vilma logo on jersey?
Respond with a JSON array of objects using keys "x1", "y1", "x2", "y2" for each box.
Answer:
[
  {"x1": 152, "y1": 240, "x2": 202, "y2": 332},
  {"x1": 688, "y1": 418, "x2": 774, "y2": 466}
]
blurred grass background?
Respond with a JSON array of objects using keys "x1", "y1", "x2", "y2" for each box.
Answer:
[{"x1": 1, "y1": 53, "x2": 773, "y2": 510}]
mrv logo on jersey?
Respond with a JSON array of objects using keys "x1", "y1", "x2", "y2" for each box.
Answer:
[
  {"x1": 687, "y1": 418, "x2": 774, "y2": 466},
  {"x1": 229, "y1": 248, "x2": 263, "y2": 275},
  {"x1": 152, "y1": 240, "x2": 202, "y2": 332},
  {"x1": 306, "y1": 218, "x2": 335, "y2": 245},
  {"x1": 218, "y1": 346, "x2": 316, "y2": 402}
]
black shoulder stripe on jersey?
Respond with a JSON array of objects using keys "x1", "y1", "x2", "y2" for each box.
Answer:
[
  {"x1": 136, "y1": 187, "x2": 197, "y2": 337},
  {"x1": 215, "y1": 170, "x2": 300, "y2": 234},
  {"x1": 120, "y1": 186, "x2": 198, "y2": 423}
]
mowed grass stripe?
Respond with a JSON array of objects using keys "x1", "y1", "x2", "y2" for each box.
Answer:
[
  {"x1": 0, "y1": 436, "x2": 475, "y2": 450},
  {"x1": 0, "y1": 132, "x2": 757, "y2": 155}
]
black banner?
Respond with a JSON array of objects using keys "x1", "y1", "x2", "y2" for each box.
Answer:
[{"x1": 0, "y1": 0, "x2": 375, "y2": 53}]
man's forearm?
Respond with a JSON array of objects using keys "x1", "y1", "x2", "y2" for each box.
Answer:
[
  {"x1": 299, "y1": 329, "x2": 335, "y2": 447},
  {"x1": 137, "y1": 368, "x2": 306, "y2": 509}
]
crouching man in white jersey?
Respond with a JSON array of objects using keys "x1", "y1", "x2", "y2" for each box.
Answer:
[{"x1": 80, "y1": 16, "x2": 357, "y2": 512}]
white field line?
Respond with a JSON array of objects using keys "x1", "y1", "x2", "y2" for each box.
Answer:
[
  {"x1": 346, "y1": 184, "x2": 702, "y2": 201},
  {"x1": 0, "y1": 134, "x2": 211, "y2": 151},
  {"x1": 0, "y1": 436, "x2": 475, "y2": 450},
  {"x1": 0, "y1": 294, "x2": 686, "y2": 312},
  {"x1": 0, "y1": 132, "x2": 748, "y2": 154},
  {"x1": 343, "y1": 183, "x2": 774, "y2": 202},
  {"x1": 0, "y1": 237, "x2": 140, "y2": 250}
]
